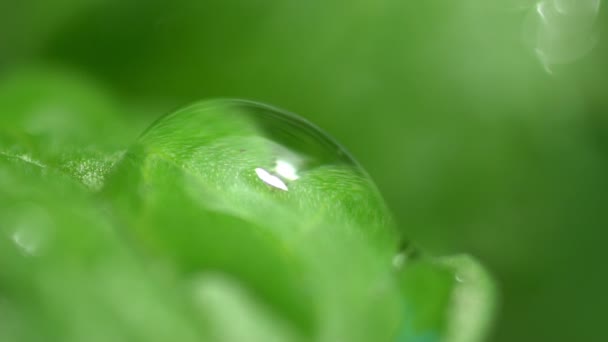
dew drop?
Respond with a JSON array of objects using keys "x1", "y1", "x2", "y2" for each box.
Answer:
[
  {"x1": 524, "y1": 0, "x2": 602, "y2": 70},
  {"x1": 392, "y1": 253, "x2": 407, "y2": 269},
  {"x1": 6, "y1": 203, "x2": 53, "y2": 257},
  {"x1": 392, "y1": 240, "x2": 420, "y2": 270},
  {"x1": 106, "y1": 99, "x2": 404, "y2": 340},
  {"x1": 124, "y1": 99, "x2": 397, "y2": 239}
]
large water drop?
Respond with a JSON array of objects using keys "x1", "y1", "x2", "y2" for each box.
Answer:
[
  {"x1": 105, "y1": 99, "x2": 403, "y2": 342},
  {"x1": 524, "y1": 0, "x2": 601, "y2": 71},
  {"x1": 126, "y1": 99, "x2": 397, "y2": 241}
]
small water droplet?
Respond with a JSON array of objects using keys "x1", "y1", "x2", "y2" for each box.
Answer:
[
  {"x1": 455, "y1": 274, "x2": 465, "y2": 283},
  {"x1": 392, "y1": 253, "x2": 407, "y2": 269},
  {"x1": 392, "y1": 241, "x2": 420, "y2": 269},
  {"x1": 524, "y1": 0, "x2": 601, "y2": 70},
  {"x1": 7, "y1": 203, "x2": 53, "y2": 257}
]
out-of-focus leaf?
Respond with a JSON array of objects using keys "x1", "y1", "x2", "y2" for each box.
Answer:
[
  {"x1": 0, "y1": 154, "x2": 209, "y2": 342},
  {"x1": 0, "y1": 86, "x2": 497, "y2": 342},
  {"x1": 0, "y1": 67, "x2": 144, "y2": 190},
  {"x1": 0, "y1": 67, "x2": 127, "y2": 147}
]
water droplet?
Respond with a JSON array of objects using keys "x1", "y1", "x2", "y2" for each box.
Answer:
[
  {"x1": 120, "y1": 99, "x2": 396, "y2": 237},
  {"x1": 106, "y1": 99, "x2": 403, "y2": 340},
  {"x1": 392, "y1": 253, "x2": 407, "y2": 269},
  {"x1": 6, "y1": 203, "x2": 53, "y2": 257},
  {"x1": 524, "y1": 0, "x2": 601, "y2": 70},
  {"x1": 392, "y1": 240, "x2": 420, "y2": 269}
]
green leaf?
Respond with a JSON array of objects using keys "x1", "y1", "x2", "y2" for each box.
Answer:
[
  {"x1": 0, "y1": 154, "x2": 208, "y2": 342},
  {"x1": 0, "y1": 91, "x2": 497, "y2": 342},
  {"x1": 0, "y1": 67, "x2": 142, "y2": 190}
]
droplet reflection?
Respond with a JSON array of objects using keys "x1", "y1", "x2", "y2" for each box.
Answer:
[
  {"x1": 7, "y1": 203, "x2": 53, "y2": 257},
  {"x1": 106, "y1": 99, "x2": 405, "y2": 341},
  {"x1": 255, "y1": 167, "x2": 288, "y2": 191},
  {"x1": 275, "y1": 160, "x2": 299, "y2": 181},
  {"x1": 524, "y1": 0, "x2": 602, "y2": 71},
  {"x1": 392, "y1": 252, "x2": 407, "y2": 269}
]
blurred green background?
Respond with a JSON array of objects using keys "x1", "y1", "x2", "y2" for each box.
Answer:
[{"x1": 1, "y1": 0, "x2": 607, "y2": 341}]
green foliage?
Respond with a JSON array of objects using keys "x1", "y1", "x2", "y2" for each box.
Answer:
[
  {"x1": 0, "y1": 73, "x2": 495, "y2": 342},
  {"x1": 3, "y1": 2, "x2": 607, "y2": 341}
]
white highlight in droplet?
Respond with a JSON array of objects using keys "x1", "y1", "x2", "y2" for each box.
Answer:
[
  {"x1": 275, "y1": 160, "x2": 299, "y2": 181},
  {"x1": 255, "y1": 168, "x2": 288, "y2": 191}
]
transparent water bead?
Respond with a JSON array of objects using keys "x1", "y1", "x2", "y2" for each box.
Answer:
[
  {"x1": 524, "y1": 0, "x2": 602, "y2": 71},
  {"x1": 128, "y1": 99, "x2": 397, "y2": 240},
  {"x1": 106, "y1": 99, "x2": 404, "y2": 341}
]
